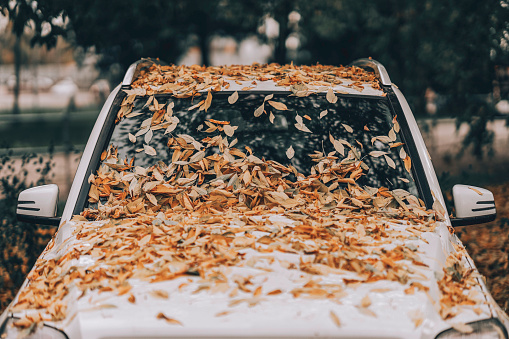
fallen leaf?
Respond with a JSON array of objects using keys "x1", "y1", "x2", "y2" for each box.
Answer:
[
  {"x1": 342, "y1": 124, "x2": 353, "y2": 133},
  {"x1": 156, "y1": 312, "x2": 182, "y2": 325},
  {"x1": 269, "y1": 112, "x2": 275, "y2": 123},
  {"x1": 369, "y1": 151, "x2": 388, "y2": 158},
  {"x1": 254, "y1": 103, "x2": 264, "y2": 117},
  {"x1": 286, "y1": 146, "x2": 295, "y2": 159},
  {"x1": 144, "y1": 129, "x2": 153, "y2": 144},
  {"x1": 451, "y1": 323, "x2": 474, "y2": 334},
  {"x1": 384, "y1": 155, "x2": 396, "y2": 169},
  {"x1": 319, "y1": 110, "x2": 328, "y2": 119},
  {"x1": 128, "y1": 133, "x2": 136, "y2": 143},
  {"x1": 329, "y1": 310, "x2": 341, "y2": 327},
  {"x1": 223, "y1": 125, "x2": 236, "y2": 137},
  {"x1": 268, "y1": 101, "x2": 288, "y2": 111},
  {"x1": 144, "y1": 144, "x2": 157, "y2": 156},
  {"x1": 326, "y1": 88, "x2": 338, "y2": 104},
  {"x1": 228, "y1": 91, "x2": 239, "y2": 104}
]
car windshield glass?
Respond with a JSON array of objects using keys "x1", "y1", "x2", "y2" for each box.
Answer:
[{"x1": 86, "y1": 92, "x2": 420, "y2": 213}]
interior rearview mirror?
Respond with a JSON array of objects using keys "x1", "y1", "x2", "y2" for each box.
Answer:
[
  {"x1": 450, "y1": 184, "x2": 496, "y2": 227},
  {"x1": 17, "y1": 184, "x2": 61, "y2": 226}
]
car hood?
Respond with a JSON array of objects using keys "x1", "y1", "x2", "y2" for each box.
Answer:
[{"x1": 7, "y1": 216, "x2": 492, "y2": 339}]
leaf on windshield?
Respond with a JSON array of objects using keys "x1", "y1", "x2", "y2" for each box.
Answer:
[
  {"x1": 144, "y1": 129, "x2": 153, "y2": 144},
  {"x1": 167, "y1": 102, "x2": 174, "y2": 117},
  {"x1": 228, "y1": 91, "x2": 239, "y2": 104},
  {"x1": 393, "y1": 116, "x2": 400, "y2": 133},
  {"x1": 144, "y1": 144, "x2": 157, "y2": 156},
  {"x1": 286, "y1": 145, "x2": 295, "y2": 159},
  {"x1": 399, "y1": 177, "x2": 410, "y2": 183},
  {"x1": 342, "y1": 124, "x2": 353, "y2": 133},
  {"x1": 329, "y1": 311, "x2": 341, "y2": 327},
  {"x1": 326, "y1": 88, "x2": 338, "y2": 103},
  {"x1": 268, "y1": 101, "x2": 288, "y2": 111},
  {"x1": 128, "y1": 133, "x2": 136, "y2": 143},
  {"x1": 188, "y1": 100, "x2": 204, "y2": 111},
  {"x1": 333, "y1": 140, "x2": 345, "y2": 156},
  {"x1": 384, "y1": 155, "x2": 396, "y2": 169},
  {"x1": 264, "y1": 94, "x2": 274, "y2": 102},
  {"x1": 399, "y1": 148, "x2": 407, "y2": 159},
  {"x1": 404, "y1": 155, "x2": 412, "y2": 173},
  {"x1": 143, "y1": 96, "x2": 154, "y2": 108},
  {"x1": 254, "y1": 103, "x2": 265, "y2": 117},
  {"x1": 369, "y1": 151, "x2": 388, "y2": 158},
  {"x1": 201, "y1": 90, "x2": 213, "y2": 112},
  {"x1": 371, "y1": 136, "x2": 392, "y2": 144},
  {"x1": 388, "y1": 128, "x2": 397, "y2": 142},
  {"x1": 223, "y1": 125, "x2": 237, "y2": 137},
  {"x1": 295, "y1": 115, "x2": 311, "y2": 133},
  {"x1": 319, "y1": 110, "x2": 327, "y2": 119},
  {"x1": 269, "y1": 112, "x2": 275, "y2": 123}
]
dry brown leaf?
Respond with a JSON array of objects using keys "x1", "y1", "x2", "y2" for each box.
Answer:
[
  {"x1": 369, "y1": 151, "x2": 388, "y2": 158},
  {"x1": 228, "y1": 91, "x2": 239, "y2": 104},
  {"x1": 384, "y1": 155, "x2": 396, "y2": 169},
  {"x1": 269, "y1": 112, "x2": 275, "y2": 123},
  {"x1": 156, "y1": 312, "x2": 182, "y2": 325},
  {"x1": 342, "y1": 124, "x2": 353, "y2": 133},
  {"x1": 326, "y1": 88, "x2": 338, "y2": 103},
  {"x1": 254, "y1": 103, "x2": 264, "y2": 117},
  {"x1": 329, "y1": 310, "x2": 341, "y2": 327},
  {"x1": 286, "y1": 145, "x2": 295, "y2": 159},
  {"x1": 223, "y1": 125, "x2": 236, "y2": 137},
  {"x1": 319, "y1": 110, "x2": 327, "y2": 119},
  {"x1": 268, "y1": 100, "x2": 288, "y2": 111},
  {"x1": 128, "y1": 133, "x2": 136, "y2": 143}
]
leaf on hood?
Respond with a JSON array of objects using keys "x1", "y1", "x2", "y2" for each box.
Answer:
[
  {"x1": 326, "y1": 88, "x2": 338, "y2": 103},
  {"x1": 146, "y1": 193, "x2": 158, "y2": 206},
  {"x1": 286, "y1": 145, "x2": 295, "y2": 159},
  {"x1": 319, "y1": 110, "x2": 328, "y2": 119},
  {"x1": 150, "y1": 290, "x2": 169, "y2": 299},
  {"x1": 268, "y1": 100, "x2": 288, "y2": 111},
  {"x1": 144, "y1": 144, "x2": 157, "y2": 156},
  {"x1": 223, "y1": 125, "x2": 237, "y2": 137},
  {"x1": 156, "y1": 312, "x2": 182, "y2": 325},
  {"x1": 128, "y1": 133, "x2": 136, "y2": 143},
  {"x1": 329, "y1": 310, "x2": 341, "y2": 327},
  {"x1": 144, "y1": 129, "x2": 153, "y2": 144},
  {"x1": 228, "y1": 91, "x2": 239, "y2": 104}
]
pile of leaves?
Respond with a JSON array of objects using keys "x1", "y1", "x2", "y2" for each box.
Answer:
[{"x1": 5, "y1": 63, "x2": 494, "y2": 332}]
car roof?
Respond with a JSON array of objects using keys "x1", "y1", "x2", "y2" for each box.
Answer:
[{"x1": 127, "y1": 61, "x2": 387, "y2": 97}]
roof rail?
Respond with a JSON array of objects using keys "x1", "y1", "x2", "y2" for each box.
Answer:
[
  {"x1": 121, "y1": 58, "x2": 167, "y2": 89},
  {"x1": 350, "y1": 58, "x2": 391, "y2": 86}
]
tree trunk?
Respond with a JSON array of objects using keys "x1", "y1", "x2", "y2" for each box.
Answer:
[{"x1": 13, "y1": 35, "x2": 21, "y2": 115}]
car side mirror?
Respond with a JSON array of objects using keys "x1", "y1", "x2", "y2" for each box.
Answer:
[
  {"x1": 450, "y1": 184, "x2": 496, "y2": 227},
  {"x1": 17, "y1": 184, "x2": 61, "y2": 226}
]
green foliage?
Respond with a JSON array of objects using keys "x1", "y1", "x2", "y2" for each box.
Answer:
[{"x1": 0, "y1": 150, "x2": 56, "y2": 311}]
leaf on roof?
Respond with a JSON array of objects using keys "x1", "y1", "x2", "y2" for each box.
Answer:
[
  {"x1": 326, "y1": 88, "x2": 338, "y2": 104},
  {"x1": 319, "y1": 110, "x2": 327, "y2": 119},
  {"x1": 268, "y1": 101, "x2": 288, "y2": 111},
  {"x1": 228, "y1": 91, "x2": 239, "y2": 104},
  {"x1": 451, "y1": 323, "x2": 474, "y2": 334},
  {"x1": 286, "y1": 145, "x2": 295, "y2": 159},
  {"x1": 144, "y1": 144, "x2": 157, "y2": 156}
]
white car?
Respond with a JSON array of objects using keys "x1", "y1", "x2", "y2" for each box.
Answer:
[{"x1": 2, "y1": 59, "x2": 508, "y2": 339}]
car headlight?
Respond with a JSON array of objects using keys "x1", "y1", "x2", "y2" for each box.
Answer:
[
  {"x1": 0, "y1": 317, "x2": 68, "y2": 339},
  {"x1": 436, "y1": 319, "x2": 508, "y2": 339}
]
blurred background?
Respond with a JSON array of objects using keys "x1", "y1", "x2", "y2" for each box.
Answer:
[{"x1": 0, "y1": 0, "x2": 508, "y2": 313}]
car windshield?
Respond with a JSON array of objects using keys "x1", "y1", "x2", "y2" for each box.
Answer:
[{"x1": 85, "y1": 92, "x2": 420, "y2": 214}]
